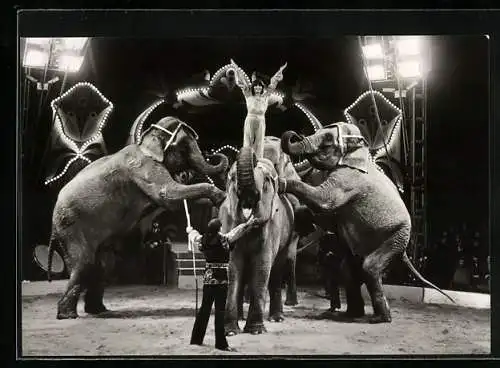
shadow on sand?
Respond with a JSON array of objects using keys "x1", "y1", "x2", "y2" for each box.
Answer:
[
  {"x1": 301, "y1": 310, "x2": 373, "y2": 324},
  {"x1": 88, "y1": 307, "x2": 198, "y2": 319}
]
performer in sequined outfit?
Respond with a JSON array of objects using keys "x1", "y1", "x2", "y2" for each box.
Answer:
[
  {"x1": 230, "y1": 59, "x2": 287, "y2": 160},
  {"x1": 188, "y1": 217, "x2": 259, "y2": 351}
]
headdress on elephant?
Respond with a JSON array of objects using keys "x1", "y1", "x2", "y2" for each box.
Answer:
[
  {"x1": 139, "y1": 116, "x2": 199, "y2": 162},
  {"x1": 256, "y1": 158, "x2": 278, "y2": 186},
  {"x1": 324, "y1": 122, "x2": 370, "y2": 173}
]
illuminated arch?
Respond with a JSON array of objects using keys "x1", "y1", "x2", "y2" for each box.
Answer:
[
  {"x1": 129, "y1": 63, "x2": 323, "y2": 171},
  {"x1": 343, "y1": 90, "x2": 402, "y2": 160},
  {"x1": 343, "y1": 90, "x2": 404, "y2": 192},
  {"x1": 45, "y1": 82, "x2": 113, "y2": 186}
]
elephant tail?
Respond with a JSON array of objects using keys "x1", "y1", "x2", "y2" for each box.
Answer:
[{"x1": 402, "y1": 252, "x2": 456, "y2": 304}]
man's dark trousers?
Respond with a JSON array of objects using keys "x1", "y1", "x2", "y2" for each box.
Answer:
[{"x1": 190, "y1": 284, "x2": 228, "y2": 349}]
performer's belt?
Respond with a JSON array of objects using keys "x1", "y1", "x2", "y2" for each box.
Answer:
[{"x1": 206, "y1": 262, "x2": 229, "y2": 268}]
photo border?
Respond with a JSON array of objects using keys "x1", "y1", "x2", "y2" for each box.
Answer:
[{"x1": 13, "y1": 8, "x2": 499, "y2": 362}]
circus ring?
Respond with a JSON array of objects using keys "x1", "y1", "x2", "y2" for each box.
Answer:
[
  {"x1": 20, "y1": 65, "x2": 490, "y2": 357},
  {"x1": 21, "y1": 279, "x2": 489, "y2": 356}
]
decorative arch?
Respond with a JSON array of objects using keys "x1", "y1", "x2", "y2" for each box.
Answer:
[
  {"x1": 45, "y1": 82, "x2": 113, "y2": 186},
  {"x1": 128, "y1": 63, "x2": 323, "y2": 171},
  {"x1": 344, "y1": 90, "x2": 404, "y2": 193}
]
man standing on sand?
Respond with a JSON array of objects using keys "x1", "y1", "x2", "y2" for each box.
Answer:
[
  {"x1": 188, "y1": 216, "x2": 261, "y2": 351},
  {"x1": 230, "y1": 59, "x2": 287, "y2": 160}
]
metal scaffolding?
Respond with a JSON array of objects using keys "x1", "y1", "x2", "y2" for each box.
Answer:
[
  {"x1": 407, "y1": 76, "x2": 428, "y2": 273},
  {"x1": 358, "y1": 36, "x2": 429, "y2": 276}
]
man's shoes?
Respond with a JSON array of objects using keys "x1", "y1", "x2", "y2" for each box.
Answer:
[{"x1": 217, "y1": 346, "x2": 237, "y2": 352}]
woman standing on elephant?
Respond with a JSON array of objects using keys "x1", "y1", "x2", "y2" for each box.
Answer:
[{"x1": 230, "y1": 59, "x2": 287, "y2": 160}]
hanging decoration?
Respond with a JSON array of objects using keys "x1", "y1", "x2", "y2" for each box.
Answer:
[
  {"x1": 344, "y1": 90, "x2": 404, "y2": 192},
  {"x1": 344, "y1": 90, "x2": 402, "y2": 160},
  {"x1": 129, "y1": 63, "x2": 323, "y2": 173},
  {"x1": 45, "y1": 82, "x2": 113, "y2": 186}
]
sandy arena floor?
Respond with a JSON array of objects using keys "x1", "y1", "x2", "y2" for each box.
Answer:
[{"x1": 21, "y1": 283, "x2": 490, "y2": 357}]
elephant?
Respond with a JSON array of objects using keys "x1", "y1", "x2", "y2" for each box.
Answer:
[
  {"x1": 278, "y1": 122, "x2": 454, "y2": 324},
  {"x1": 236, "y1": 254, "x2": 298, "y2": 321},
  {"x1": 220, "y1": 137, "x2": 300, "y2": 335},
  {"x1": 47, "y1": 116, "x2": 228, "y2": 319}
]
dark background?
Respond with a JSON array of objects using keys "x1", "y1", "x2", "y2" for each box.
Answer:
[{"x1": 20, "y1": 35, "x2": 489, "y2": 280}]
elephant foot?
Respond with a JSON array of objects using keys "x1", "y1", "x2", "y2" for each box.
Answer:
[
  {"x1": 268, "y1": 313, "x2": 285, "y2": 322},
  {"x1": 225, "y1": 322, "x2": 241, "y2": 336},
  {"x1": 284, "y1": 297, "x2": 298, "y2": 306},
  {"x1": 244, "y1": 323, "x2": 267, "y2": 335},
  {"x1": 84, "y1": 303, "x2": 109, "y2": 315},
  {"x1": 57, "y1": 299, "x2": 79, "y2": 320},
  {"x1": 368, "y1": 314, "x2": 392, "y2": 324},
  {"x1": 56, "y1": 310, "x2": 79, "y2": 320}
]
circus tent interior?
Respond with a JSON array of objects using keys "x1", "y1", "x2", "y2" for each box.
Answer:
[{"x1": 19, "y1": 36, "x2": 489, "y2": 293}]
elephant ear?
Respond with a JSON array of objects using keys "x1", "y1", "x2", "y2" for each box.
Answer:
[
  {"x1": 139, "y1": 133, "x2": 164, "y2": 162},
  {"x1": 336, "y1": 122, "x2": 370, "y2": 173},
  {"x1": 279, "y1": 150, "x2": 301, "y2": 181},
  {"x1": 338, "y1": 139, "x2": 370, "y2": 174}
]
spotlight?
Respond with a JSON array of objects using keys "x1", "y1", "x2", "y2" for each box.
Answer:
[
  {"x1": 26, "y1": 38, "x2": 52, "y2": 47},
  {"x1": 362, "y1": 43, "x2": 384, "y2": 60},
  {"x1": 59, "y1": 55, "x2": 85, "y2": 73},
  {"x1": 397, "y1": 60, "x2": 421, "y2": 78},
  {"x1": 396, "y1": 37, "x2": 421, "y2": 57},
  {"x1": 23, "y1": 49, "x2": 49, "y2": 68},
  {"x1": 61, "y1": 37, "x2": 88, "y2": 51},
  {"x1": 366, "y1": 64, "x2": 386, "y2": 81},
  {"x1": 22, "y1": 37, "x2": 89, "y2": 73}
]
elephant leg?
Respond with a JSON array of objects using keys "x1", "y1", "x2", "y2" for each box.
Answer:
[
  {"x1": 285, "y1": 243, "x2": 298, "y2": 306},
  {"x1": 268, "y1": 255, "x2": 287, "y2": 322},
  {"x1": 244, "y1": 254, "x2": 272, "y2": 335},
  {"x1": 237, "y1": 268, "x2": 247, "y2": 321},
  {"x1": 237, "y1": 284, "x2": 245, "y2": 321},
  {"x1": 362, "y1": 241, "x2": 399, "y2": 324},
  {"x1": 225, "y1": 253, "x2": 244, "y2": 336},
  {"x1": 244, "y1": 285, "x2": 251, "y2": 303},
  {"x1": 338, "y1": 256, "x2": 365, "y2": 319},
  {"x1": 84, "y1": 261, "x2": 108, "y2": 315},
  {"x1": 57, "y1": 240, "x2": 93, "y2": 319}
]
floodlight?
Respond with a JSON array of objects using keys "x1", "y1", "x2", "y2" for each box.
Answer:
[
  {"x1": 362, "y1": 43, "x2": 384, "y2": 60},
  {"x1": 61, "y1": 37, "x2": 88, "y2": 52},
  {"x1": 396, "y1": 37, "x2": 421, "y2": 56},
  {"x1": 23, "y1": 49, "x2": 49, "y2": 68},
  {"x1": 397, "y1": 60, "x2": 421, "y2": 78},
  {"x1": 26, "y1": 38, "x2": 52, "y2": 47},
  {"x1": 22, "y1": 37, "x2": 89, "y2": 73},
  {"x1": 59, "y1": 55, "x2": 84, "y2": 73},
  {"x1": 366, "y1": 64, "x2": 386, "y2": 81}
]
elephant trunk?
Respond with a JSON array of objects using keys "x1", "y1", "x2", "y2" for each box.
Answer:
[
  {"x1": 281, "y1": 131, "x2": 316, "y2": 156},
  {"x1": 236, "y1": 146, "x2": 259, "y2": 210},
  {"x1": 188, "y1": 139, "x2": 229, "y2": 176}
]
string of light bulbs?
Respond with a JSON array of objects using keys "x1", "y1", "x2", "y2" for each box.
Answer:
[{"x1": 45, "y1": 82, "x2": 113, "y2": 185}]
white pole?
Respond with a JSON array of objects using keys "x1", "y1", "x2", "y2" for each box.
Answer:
[{"x1": 184, "y1": 199, "x2": 198, "y2": 314}]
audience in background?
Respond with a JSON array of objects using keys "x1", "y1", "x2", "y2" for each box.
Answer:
[{"x1": 424, "y1": 221, "x2": 489, "y2": 293}]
